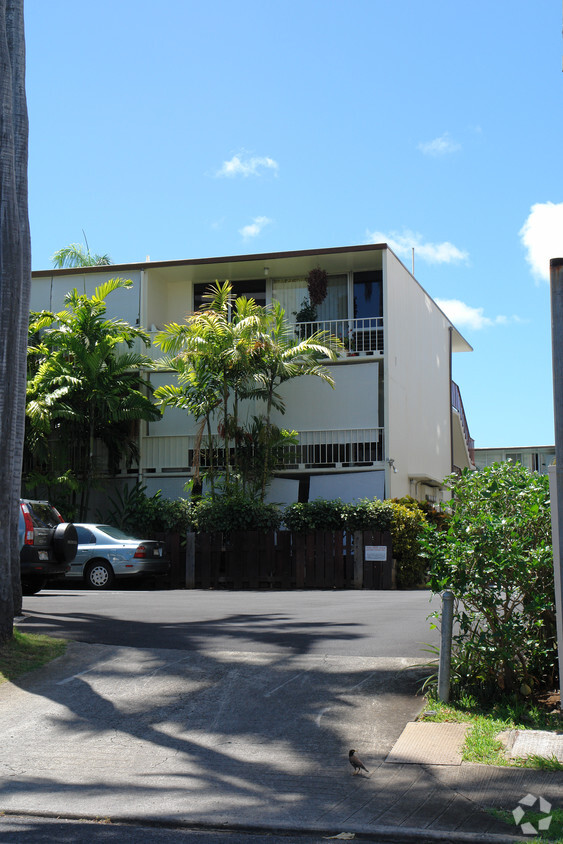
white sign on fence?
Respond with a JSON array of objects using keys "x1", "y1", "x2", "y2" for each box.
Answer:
[{"x1": 365, "y1": 545, "x2": 387, "y2": 562}]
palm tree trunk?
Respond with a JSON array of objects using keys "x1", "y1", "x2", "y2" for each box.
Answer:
[
  {"x1": 261, "y1": 381, "x2": 275, "y2": 502},
  {"x1": 222, "y1": 380, "x2": 230, "y2": 487},
  {"x1": 0, "y1": 0, "x2": 31, "y2": 636}
]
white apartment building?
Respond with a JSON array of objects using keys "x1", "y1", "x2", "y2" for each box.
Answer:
[
  {"x1": 474, "y1": 445, "x2": 555, "y2": 474},
  {"x1": 31, "y1": 243, "x2": 474, "y2": 507}
]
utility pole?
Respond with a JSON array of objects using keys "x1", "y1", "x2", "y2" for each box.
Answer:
[{"x1": 549, "y1": 258, "x2": 563, "y2": 710}]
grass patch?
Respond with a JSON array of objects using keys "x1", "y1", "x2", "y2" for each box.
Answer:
[
  {"x1": 0, "y1": 629, "x2": 67, "y2": 684},
  {"x1": 490, "y1": 807, "x2": 563, "y2": 842},
  {"x1": 420, "y1": 694, "x2": 563, "y2": 769}
]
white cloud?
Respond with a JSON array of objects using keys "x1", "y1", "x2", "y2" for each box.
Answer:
[
  {"x1": 239, "y1": 216, "x2": 272, "y2": 239},
  {"x1": 418, "y1": 132, "x2": 461, "y2": 156},
  {"x1": 435, "y1": 298, "x2": 522, "y2": 331},
  {"x1": 216, "y1": 154, "x2": 279, "y2": 178},
  {"x1": 519, "y1": 201, "x2": 563, "y2": 282},
  {"x1": 367, "y1": 229, "x2": 469, "y2": 265}
]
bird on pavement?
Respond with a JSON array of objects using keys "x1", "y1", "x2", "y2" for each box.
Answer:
[{"x1": 348, "y1": 749, "x2": 369, "y2": 774}]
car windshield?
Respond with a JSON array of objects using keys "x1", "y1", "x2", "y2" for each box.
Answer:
[{"x1": 95, "y1": 525, "x2": 138, "y2": 541}]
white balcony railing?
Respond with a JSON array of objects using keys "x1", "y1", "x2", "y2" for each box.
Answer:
[
  {"x1": 134, "y1": 428, "x2": 385, "y2": 475},
  {"x1": 141, "y1": 316, "x2": 384, "y2": 362},
  {"x1": 290, "y1": 317, "x2": 384, "y2": 355}
]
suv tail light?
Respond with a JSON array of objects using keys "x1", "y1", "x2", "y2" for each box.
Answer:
[
  {"x1": 133, "y1": 545, "x2": 146, "y2": 559},
  {"x1": 21, "y1": 502, "x2": 34, "y2": 545}
]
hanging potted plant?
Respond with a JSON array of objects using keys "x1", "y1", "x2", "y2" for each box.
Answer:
[{"x1": 307, "y1": 266, "x2": 328, "y2": 307}]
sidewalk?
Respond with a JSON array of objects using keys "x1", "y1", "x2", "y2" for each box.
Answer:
[{"x1": 0, "y1": 641, "x2": 561, "y2": 842}]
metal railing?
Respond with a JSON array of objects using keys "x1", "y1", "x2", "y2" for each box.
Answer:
[
  {"x1": 290, "y1": 316, "x2": 384, "y2": 355},
  {"x1": 136, "y1": 428, "x2": 385, "y2": 474},
  {"x1": 451, "y1": 381, "x2": 475, "y2": 463}
]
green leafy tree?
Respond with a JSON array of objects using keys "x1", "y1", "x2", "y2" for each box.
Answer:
[
  {"x1": 250, "y1": 299, "x2": 343, "y2": 498},
  {"x1": 155, "y1": 283, "x2": 343, "y2": 500},
  {"x1": 154, "y1": 281, "x2": 263, "y2": 493},
  {"x1": 25, "y1": 278, "x2": 161, "y2": 518},
  {"x1": 424, "y1": 462, "x2": 556, "y2": 698}
]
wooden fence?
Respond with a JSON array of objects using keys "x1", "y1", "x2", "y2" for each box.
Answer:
[{"x1": 185, "y1": 529, "x2": 393, "y2": 590}]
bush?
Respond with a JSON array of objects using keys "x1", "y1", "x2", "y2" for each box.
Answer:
[
  {"x1": 389, "y1": 503, "x2": 428, "y2": 587},
  {"x1": 192, "y1": 492, "x2": 282, "y2": 534},
  {"x1": 100, "y1": 483, "x2": 196, "y2": 537},
  {"x1": 343, "y1": 498, "x2": 394, "y2": 532},
  {"x1": 283, "y1": 499, "x2": 345, "y2": 532},
  {"x1": 423, "y1": 463, "x2": 556, "y2": 699}
]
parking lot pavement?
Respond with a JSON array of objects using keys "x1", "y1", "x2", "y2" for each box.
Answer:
[
  {"x1": 16, "y1": 588, "x2": 440, "y2": 658},
  {"x1": 0, "y1": 641, "x2": 430, "y2": 831}
]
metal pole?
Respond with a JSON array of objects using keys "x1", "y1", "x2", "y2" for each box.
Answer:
[
  {"x1": 549, "y1": 258, "x2": 563, "y2": 709},
  {"x1": 438, "y1": 590, "x2": 454, "y2": 702}
]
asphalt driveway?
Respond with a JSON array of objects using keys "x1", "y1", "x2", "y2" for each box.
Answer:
[{"x1": 16, "y1": 588, "x2": 440, "y2": 658}]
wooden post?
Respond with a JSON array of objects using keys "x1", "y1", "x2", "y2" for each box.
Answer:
[
  {"x1": 185, "y1": 532, "x2": 195, "y2": 588},
  {"x1": 353, "y1": 531, "x2": 364, "y2": 589}
]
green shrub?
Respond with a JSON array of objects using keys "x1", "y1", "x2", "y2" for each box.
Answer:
[
  {"x1": 282, "y1": 499, "x2": 345, "y2": 531},
  {"x1": 389, "y1": 502, "x2": 428, "y2": 587},
  {"x1": 192, "y1": 492, "x2": 282, "y2": 534},
  {"x1": 392, "y1": 495, "x2": 449, "y2": 531},
  {"x1": 343, "y1": 498, "x2": 394, "y2": 532},
  {"x1": 100, "y1": 483, "x2": 195, "y2": 537},
  {"x1": 423, "y1": 462, "x2": 556, "y2": 699}
]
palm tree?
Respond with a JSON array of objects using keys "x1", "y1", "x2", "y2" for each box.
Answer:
[
  {"x1": 155, "y1": 281, "x2": 264, "y2": 493},
  {"x1": 51, "y1": 240, "x2": 112, "y2": 268},
  {"x1": 26, "y1": 278, "x2": 161, "y2": 518},
  {"x1": 155, "y1": 283, "x2": 343, "y2": 500},
  {"x1": 250, "y1": 300, "x2": 343, "y2": 499},
  {"x1": 0, "y1": 0, "x2": 30, "y2": 637}
]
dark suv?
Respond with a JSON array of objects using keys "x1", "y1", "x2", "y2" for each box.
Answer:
[{"x1": 19, "y1": 499, "x2": 78, "y2": 595}]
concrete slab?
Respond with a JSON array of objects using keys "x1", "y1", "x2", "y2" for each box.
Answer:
[
  {"x1": 385, "y1": 722, "x2": 468, "y2": 766},
  {"x1": 0, "y1": 642, "x2": 527, "y2": 839},
  {"x1": 507, "y1": 729, "x2": 563, "y2": 762}
]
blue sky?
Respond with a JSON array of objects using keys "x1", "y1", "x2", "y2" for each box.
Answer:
[{"x1": 24, "y1": 0, "x2": 563, "y2": 448}]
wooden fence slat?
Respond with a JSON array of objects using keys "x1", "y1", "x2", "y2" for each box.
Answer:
[
  {"x1": 334, "y1": 530, "x2": 344, "y2": 589},
  {"x1": 295, "y1": 533, "x2": 305, "y2": 588},
  {"x1": 193, "y1": 529, "x2": 392, "y2": 590}
]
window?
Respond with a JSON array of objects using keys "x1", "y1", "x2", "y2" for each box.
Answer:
[
  {"x1": 193, "y1": 279, "x2": 266, "y2": 314},
  {"x1": 272, "y1": 274, "x2": 347, "y2": 321}
]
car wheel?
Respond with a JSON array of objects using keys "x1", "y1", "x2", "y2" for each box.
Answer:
[
  {"x1": 85, "y1": 560, "x2": 115, "y2": 590},
  {"x1": 53, "y1": 522, "x2": 79, "y2": 563},
  {"x1": 21, "y1": 576, "x2": 47, "y2": 596}
]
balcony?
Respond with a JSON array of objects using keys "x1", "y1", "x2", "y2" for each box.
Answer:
[
  {"x1": 132, "y1": 428, "x2": 385, "y2": 476},
  {"x1": 451, "y1": 381, "x2": 475, "y2": 468},
  {"x1": 141, "y1": 316, "x2": 384, "y2": 364},
  {"x1": 290, "y1": 316, "x2": 384, "y2": 356}
]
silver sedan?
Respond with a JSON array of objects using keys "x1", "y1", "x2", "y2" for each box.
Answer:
[{"x1": 67, "y1": 524, "x2": 170, "y2": 589}]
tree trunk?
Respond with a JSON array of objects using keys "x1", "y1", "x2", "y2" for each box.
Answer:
[{"x1": 0, "y1": 0, "x2": 31, "y2": 639}]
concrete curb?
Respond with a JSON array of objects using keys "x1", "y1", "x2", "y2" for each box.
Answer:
[{"x1": 0, "y1": 809, "x2": 528, "y2": 843}]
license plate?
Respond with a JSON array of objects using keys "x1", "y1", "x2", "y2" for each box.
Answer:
[
  {"x1": 38, "y1": 551, "x2": 48, "y2": 560},
  {"x1": 154, "y1": 548, "x2": 161, "y2": 557}
]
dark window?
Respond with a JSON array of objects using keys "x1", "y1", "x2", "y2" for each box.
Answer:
[
  {"x1": 194, "y1": 279, "x2": 266, "y2": 313},
  {"x1": 76, "y1": 526, "x2": 96, "y2": 544},
  {"x1": 353, "y1": 271, "x2": 383, "y2": 319}
]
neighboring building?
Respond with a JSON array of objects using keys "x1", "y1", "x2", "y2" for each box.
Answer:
[
  {"x1": 31, "y1": 243, "x2": 474, "y2": 509},
  {"x1": 474, "y1": 445, "x2": 555, "y2": 474}
]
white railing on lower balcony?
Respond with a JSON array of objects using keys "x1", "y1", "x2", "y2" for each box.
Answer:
[
  {"x1": 137, "y1": 428, "x2": 385, "y2": 475},
  {"x1": 290, "y1": 317, "x2": 384, "y2": 355}
]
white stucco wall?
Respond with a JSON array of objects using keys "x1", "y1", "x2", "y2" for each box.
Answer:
[
  {"x1": 269, "y1": 361, "x2": 379, "y2": 432},
  {"x1": 384, "y1": 251, "x2": 452, "y2": 497},
  {"x1": 309, "y1": 471, "x2": 385, "y2": 502},
  {"x1": 31, "y1": 270, "x2": 142, "y2": 328}
]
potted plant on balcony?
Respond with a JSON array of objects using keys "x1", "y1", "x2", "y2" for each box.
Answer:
[
  {"x1": 293, "y1": 267, "x2": 328, "y2": 340},
  {"x1": 307, "y1": 266, "x2": 328, "y2": 308}
]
